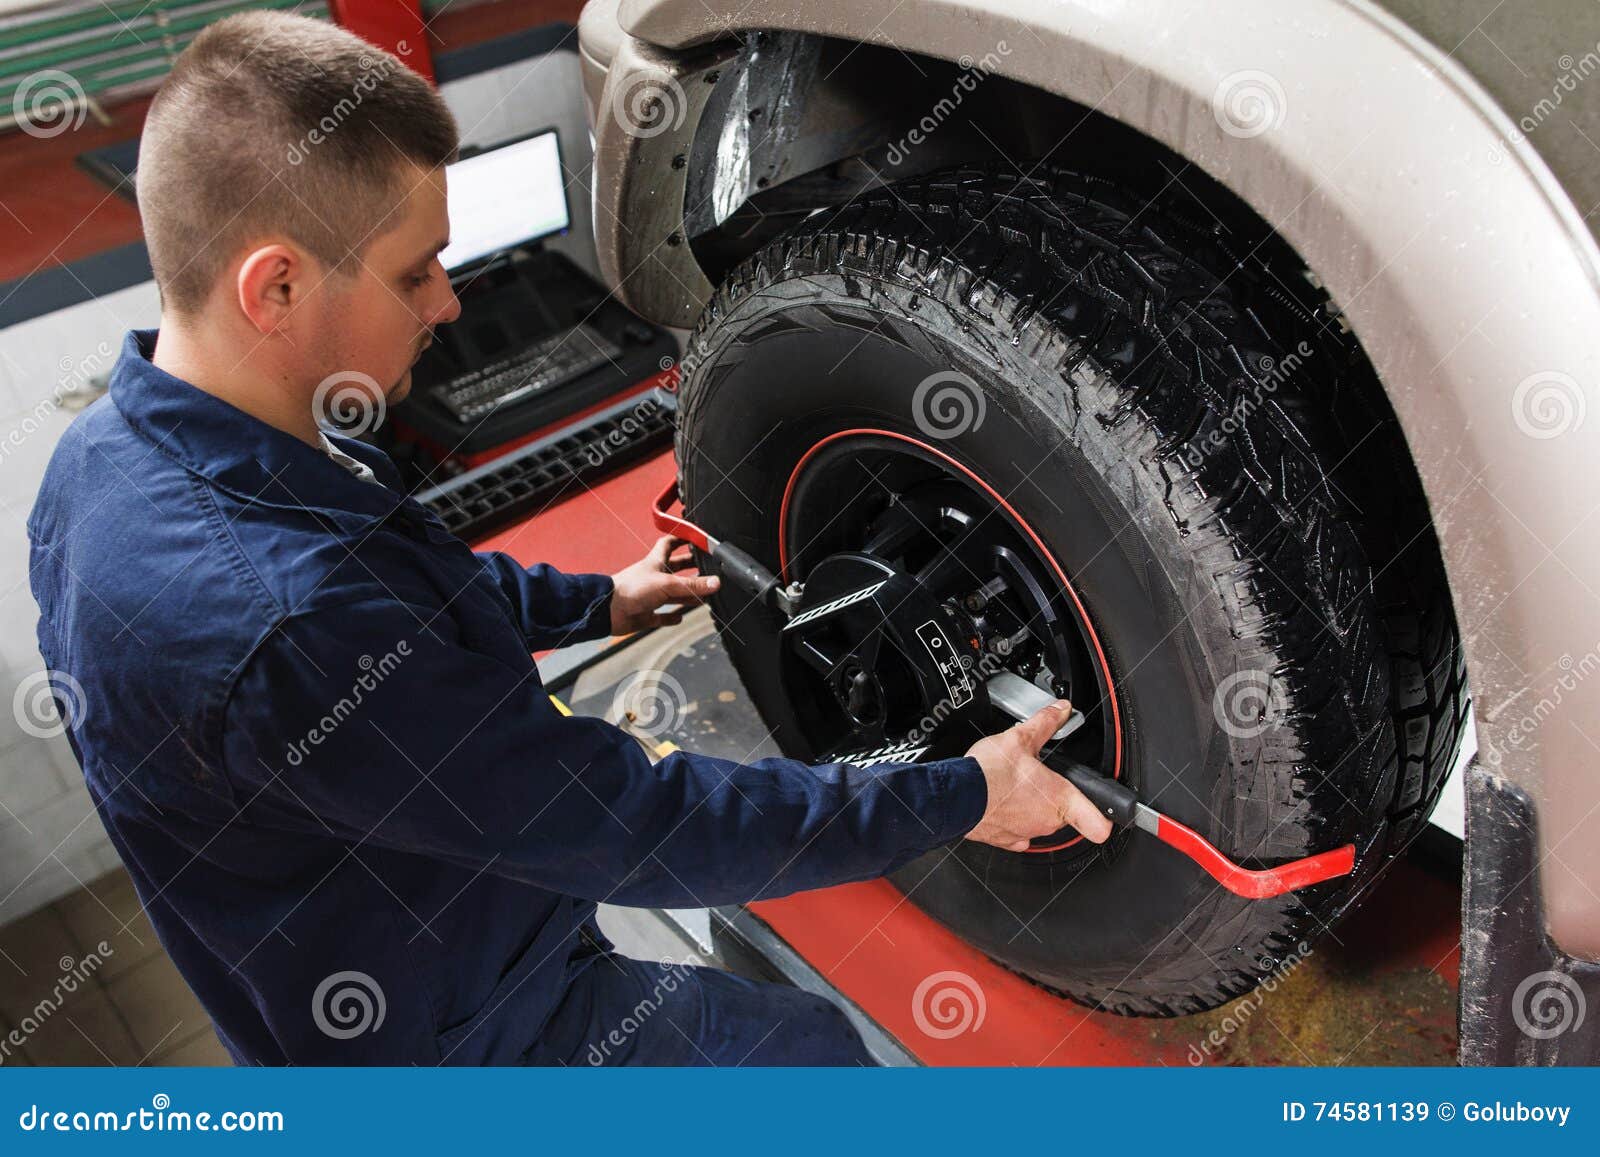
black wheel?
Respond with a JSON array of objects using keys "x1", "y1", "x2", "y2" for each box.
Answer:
[{"x1": 675, "y1": 167, "x2": 1467, "y2": 1014}]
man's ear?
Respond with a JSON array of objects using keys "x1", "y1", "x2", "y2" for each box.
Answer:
[{"x1": 235, "y1": 243, "x2": 308, "y2": 335}]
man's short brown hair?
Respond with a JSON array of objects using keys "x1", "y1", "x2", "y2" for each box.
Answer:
[{"x1": 137, "y1": 11, "x2": 458, "y2": 315}]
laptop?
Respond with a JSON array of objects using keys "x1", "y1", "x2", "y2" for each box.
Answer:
[{"x1": 396, "y1": 127, "x2": 674, "y2": 455}]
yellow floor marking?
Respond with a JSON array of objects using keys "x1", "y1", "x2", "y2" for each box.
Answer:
[{"x1": 551, "y1": 692, "x2": 676, "y2": 758}]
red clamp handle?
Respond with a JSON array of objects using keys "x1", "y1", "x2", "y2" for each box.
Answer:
[
  {"x1": 1153, "y1": 813, "x2": 1356, "y2": 899},
  {"x1": 651, "y1": 479, "x2": 714, "y2": 553}
]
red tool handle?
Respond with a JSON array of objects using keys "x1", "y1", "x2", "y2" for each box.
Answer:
[
  {"x1": 651, "y1": 479, "x2": 714, "y2": 553},
  {"x1": 1061, "y1": 758, "x2": 1355, "y2": 899},
  {"x1": 1151, "y1": 812, "x2": 1356, "y2": 899},
  {"x1": 652, "y1": 480, "x2": 795, "y2": 614}
]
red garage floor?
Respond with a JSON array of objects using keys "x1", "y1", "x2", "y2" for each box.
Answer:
[{"x1": 750, "y1": 857, "x2": 1459, "y2": 1066}]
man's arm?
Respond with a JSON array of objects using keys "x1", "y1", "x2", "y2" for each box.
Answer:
[
  {"x1": 473, "y1": 551, "x2": 615, "y2": 650},
  {"x1": 221, "y1": 596, "x2": 988, "y2": 908},
  {"x1": 472, "y1": 535, "x2": 720, "y2": 649}
]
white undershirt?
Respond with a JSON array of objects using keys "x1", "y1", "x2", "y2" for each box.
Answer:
[{"x1": 316, "y1": 431, "x2": 378, "y2": 484}]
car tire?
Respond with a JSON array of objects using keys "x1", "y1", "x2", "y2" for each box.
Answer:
[{"x1": 674, "y1": 166, "x2": 1467, "y2": 1014}]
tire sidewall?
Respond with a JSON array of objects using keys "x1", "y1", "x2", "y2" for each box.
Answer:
[{"x1": 679, "y1": 276, "x2": 1290, "y2": 983}]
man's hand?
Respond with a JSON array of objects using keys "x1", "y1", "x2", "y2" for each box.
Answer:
[
  {"x1": 963, "y1": 700, "x2": 1115, "y2": 851},
  {"x1": 609, "y1": 535, "x2": 721, "y2": 635}
]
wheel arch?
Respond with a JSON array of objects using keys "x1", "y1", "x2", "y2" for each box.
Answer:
[{"x1": 585, "y1": 0, "x2": 1600, "y2": 959}]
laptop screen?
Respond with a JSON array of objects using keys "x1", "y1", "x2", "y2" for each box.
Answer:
[{"x1": 439, "y1": 130, "x2": 569, "y2": 273}]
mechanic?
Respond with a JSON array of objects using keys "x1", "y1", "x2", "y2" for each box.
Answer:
[{"x1": 26, "y1": 12, "x2": 1111, "y2": 1067}]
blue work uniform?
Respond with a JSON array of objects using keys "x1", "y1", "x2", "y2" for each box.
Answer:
[{"x1": 26, "y1": 331, "x2": 987, "y2": 1065}]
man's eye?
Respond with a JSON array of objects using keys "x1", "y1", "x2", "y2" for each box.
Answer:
[{"x1": 406, "y1": 271, "x2": 435, "y2": 289}]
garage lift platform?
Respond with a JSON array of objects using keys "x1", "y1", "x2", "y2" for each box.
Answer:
[{"x1": 487, "y1": 448, "x2": 1462, "y2": 1067}]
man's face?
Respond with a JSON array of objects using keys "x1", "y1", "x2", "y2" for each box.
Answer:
[{"x1": 310, "y1": 163, "x2": 460, "y2": 408}]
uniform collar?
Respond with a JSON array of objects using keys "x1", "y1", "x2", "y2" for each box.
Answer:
[{"x1": 109, "y1": 329, "x2": 416, "y2": 531}]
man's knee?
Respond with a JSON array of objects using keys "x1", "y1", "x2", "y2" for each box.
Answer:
[
  {"x1": 809, "y1": 995, "x2": 875, "y2": 1067},
  {"x1": 738, "y1": 986, "x2": 875, "y2": 1067},
  {"x1": 530, "y1": 955, "x2": 875, "y2": 1066}
]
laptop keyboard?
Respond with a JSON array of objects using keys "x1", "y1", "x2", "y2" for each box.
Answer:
[{"x1": 430, "y1": 323, "x2": 623, "y2": 424}]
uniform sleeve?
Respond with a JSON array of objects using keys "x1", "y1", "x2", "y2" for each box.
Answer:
[
  {"x1": 473, "y1": 551, "x2": 615, "y2": 649},
  {"x1": 220, "y1": 597, "x2": 987, "y2": 908}
]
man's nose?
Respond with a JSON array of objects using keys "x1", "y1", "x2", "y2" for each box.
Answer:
[{"x1": 432, "y1": 278, "x2": 462, "y2": 326}]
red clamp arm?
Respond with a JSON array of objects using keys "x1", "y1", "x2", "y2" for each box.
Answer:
[{"x1": 651, "y1": 479, "x2": 714, "y2": 553}]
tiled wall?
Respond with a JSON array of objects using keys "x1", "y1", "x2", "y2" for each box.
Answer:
[{"x1": 0, "y1": 48, "x2": 598, "y2": 925}]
